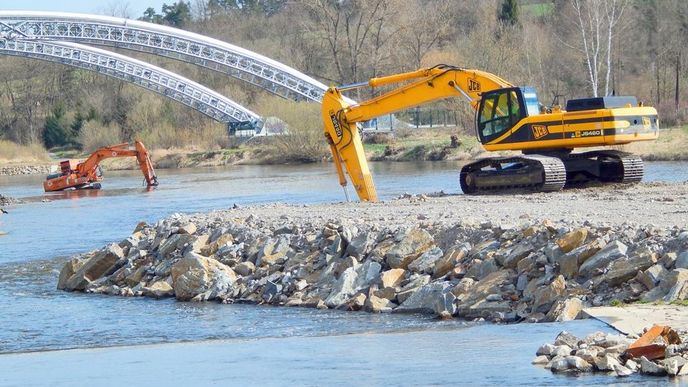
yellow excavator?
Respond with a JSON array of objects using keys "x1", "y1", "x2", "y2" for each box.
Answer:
[{"x1": 322, "y1": 64, "x2": 659, "y2": 201}]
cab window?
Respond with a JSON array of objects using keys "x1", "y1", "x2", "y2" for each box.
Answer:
[{"x1": 478, "y1": 88, "x2": 525, "y2": 142}]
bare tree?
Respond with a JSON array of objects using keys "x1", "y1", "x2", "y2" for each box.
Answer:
[{"x1": 570, "y1": 0, "x2": 627, "y2": 97}]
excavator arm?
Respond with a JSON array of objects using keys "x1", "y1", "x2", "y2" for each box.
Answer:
[{"x1": 322, "y1": 65, "x2": 512, "y2": 202}]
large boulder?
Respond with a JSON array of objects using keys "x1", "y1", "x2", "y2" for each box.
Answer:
[
  {"x1": 385, "y1": 228, "x2": 434, "y2": 269},
  {"x1": 556, "y1": 228, "x2": 588, "y2": 253},
  {"x1": 171, "y1": 252, "x2": 238, "y2": 301},
  {"x1": 433, "y1": 244, "x2": 468, "y2": 278},
  {"x1": 256, "y1": 236, "x2": 292, "y2": 267},
  {"x1": 408, "y1": 247, "x2": 444, "y2": 274},
  {"x1": 58, "y1": 244, "x2": 124, "y2": 290},
  {"x1": 579, "y1": 240, "x2": 627, "y2": 277},
  {"x1": 325, "y1": 261, "x2": 381, "y2": 308},
  {"x1": 600, "y1": 250, "x2": 657, "y2": 287},
  {"x1": 498, "y1": 243, "x2": 534, "y2": 269},
  {"x1": 396, "y1": 281, "x2": 455, "y2": 314},
  {"x1": 380, "y1": 268, "x2": 405, "y2": 288},
  {"x1": 546, "y1": 298, "x2": 582, "y2": 322},
  {"x1": 142, "y1": 280, "x2": 174, "y2": 298},
  {"x1": 532, "y1": 275, "x2": 567, "y2": 313},
  {"x1": 557, "y1": 239, "x2": 605, "y2": 279},
  {"x1": 662, "y1": 269, "x2": 688, "y2": 302}
]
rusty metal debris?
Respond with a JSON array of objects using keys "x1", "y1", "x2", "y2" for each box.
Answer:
[{"x1": 624, "y1": 325, "x2": 682, "y2": 361}]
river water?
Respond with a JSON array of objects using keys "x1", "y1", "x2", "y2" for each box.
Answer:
[{"x1": 0, "y1": 161, "x2": 686, "y2": 385}]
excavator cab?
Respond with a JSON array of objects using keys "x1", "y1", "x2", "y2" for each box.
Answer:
[{"x1": 476, "y1": 87, "x2": 540, "y2": 144}]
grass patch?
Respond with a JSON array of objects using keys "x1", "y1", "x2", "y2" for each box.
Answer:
[
  {"x1": 609, "y1": 299, "x2": 624, "y2": 307},
  {"x1": 670, "y1": 300, "x2": 688, "y2": 307},
  {"x1": 621, "y1": 126, "x2": 688, "y2": 161},
  {"x1": 0, "y1": 140, "x2": 50, "y2": 165}
]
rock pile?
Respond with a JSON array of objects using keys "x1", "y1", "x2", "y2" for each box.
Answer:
[
  {"x1": 535, "y1": 329, "x2": 688, "y2": 377},
  {"x1": 0, "y1": 194, "x2": 20, "y2": 206},
  {"x1": 57, "y1": 209, "x2": 688, "y2": 321},
  {"x1": 0, "y1": 165, "x2": 51, "y2": 176}
]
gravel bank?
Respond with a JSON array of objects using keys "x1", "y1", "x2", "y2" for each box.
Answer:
[
  {"x1": 56, "y1": 182, "x2": 688, "y2": 325},
  {"x1": 0, "y1": 164, "x2": 51, "y2": 176}
]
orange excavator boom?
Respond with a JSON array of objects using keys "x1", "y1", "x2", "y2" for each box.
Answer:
[{"x1": 43, "y1": 140, "x2": 158, "y2": 192}]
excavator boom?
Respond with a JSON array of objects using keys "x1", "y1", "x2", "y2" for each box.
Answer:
[
  {"x1": 322, "y1": 65, "x2": 659, "y2": 201},
  {"x1": 44, "y1": 140, "x2": 158, "y2": 192}
]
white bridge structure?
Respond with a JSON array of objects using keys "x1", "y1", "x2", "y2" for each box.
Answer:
[
  {"x1": 0, "y1": 11, "x2": 333, "y2": 136},
  {"x1": 0, "y1": 39, "x2": 261, "y2": 133}
]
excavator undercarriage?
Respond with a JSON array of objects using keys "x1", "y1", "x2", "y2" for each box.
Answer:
[{"x1": 459, "y1": 150, "x2": 643, "y2": 194}]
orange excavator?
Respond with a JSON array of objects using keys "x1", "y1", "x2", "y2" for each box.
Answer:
[{"x1": 43, "y1": 140, "x2": 158, "y2": 192}]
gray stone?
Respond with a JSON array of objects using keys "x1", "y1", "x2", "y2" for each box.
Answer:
[
  {"x1": 547, "y1": 357, "x2": 571, "y2": 372},
  {"x1": 158, "y1": 234, "x2": 183, "y2": 258},
  {"x1": 601, "y1": 251, "x2": 657, "y2": 286},
  {"x1": 256, "y1": 236, "x2": 291, "y2": 267},
  {"x1": 662, "y1": 268, "x2": 688, "y2": 302},
  {"x1": 385, "y1": 228, "x2": 434, "y2": 269},
  {"x1": 547, "y1": 298, "x2": 582, "y2": 322},
  {"x1": 579, "y1": 240, "x2": 628, "y2": 277},
  {"x1": 433, "y1": 244, "x2": 468, "y2": 278},
  {"x1": 498, "y1": 243, "x2": 534, "y2": 269},
  {"x1": 325, "y1": 261, "x2": 382, "y2": 308},
  {"x1": 637, "y1": 264, "x2": 668, "y2": 290},
  {"x1": 556, "y1": 239, "x2": 605, "y2": 278},
  {"x1": 613, "y1": 364, "x2": 633, "y2": 377},
  {"x1": 532, "y1": 355, "x2": 549, "y2": 365},
  {"x1": 61, "y1": 244, "x2": 124, "y2": 291},
  {"x1": 171, "y1": 252, "x2": 238, "y2": 301},
  {"x1": 569, "y1": 356, "x2": 593, "y2": 372},
  {"x1": 639, "y1": 356, "x2": 667, "y2": 376},
  {"x1": 551, "y1": 345, "x2": 573, "y2": 357},
  {"x1": 408, "y1": 247, "x2": 444, "y2": 274},
  {"x1": 661, "y1": 356, "x2": 686, "y2": 376},
  {"x1": 346, "y1": 231, "x2": 376, "y2": 258},
  {"x1": 532, "y1": 275, "x2": 567, "y2": 313},
  {"x1": 432, "y1": 290, "x2": 457, "y2": 316},
  {"x1": 554, "y1": 331, "x2": 580, "y2": 347},
  {"x1": 675, "y1": 251, "x2": 688, "y2": 269},
  {"x1": 466, "y1": 258, "x2": 499, "y2": 280},
  {"x1": 234, "y1": 261, "x2": 255, "y2": 277},
  {"x1": 262, "y1": 280, "x2": 283, "y2": 303},
  {"x1": 142, "y1": 280, "x2": 174, "y2": 298},
  {"x1": 595, "y1": 354, "x2": 621, "y2": 371},
  {"x1": 396, "y1": 281, "x2": 454, "y2": 314},
  {"x1": 536, "y1": 343, "x2": 555, "y2": 356}
]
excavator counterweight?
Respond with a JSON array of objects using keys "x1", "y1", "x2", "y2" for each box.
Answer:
[
  {"x1": 322, "y1": 65, "x2": 659, "y2": 201},
  {"x1": 43, "y1": 140, "x2": 158, "y2": 192}
]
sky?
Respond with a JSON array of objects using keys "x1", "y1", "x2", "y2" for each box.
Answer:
[{"x1": 0, "y1": 0, "x2": 169, "y2": 18}]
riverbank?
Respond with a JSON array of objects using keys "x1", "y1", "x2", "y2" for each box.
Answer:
[
  {"x1": 57, "y1": 182, "x2": 688, "y2": 325},
  {"x1": 3, "y1": 126, "x2": 687, "y2": 176}
]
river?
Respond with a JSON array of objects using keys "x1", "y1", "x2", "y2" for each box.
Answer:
[{"x1": 0, "y1": 161, "x2": 686, "y2": 385}]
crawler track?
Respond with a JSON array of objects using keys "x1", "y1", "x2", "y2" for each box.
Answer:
[{"x1": 460, "y1": 151, "x2": 644, "y2": 195}]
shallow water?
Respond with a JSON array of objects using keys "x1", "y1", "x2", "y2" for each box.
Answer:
[{"x1": 0, "y1": 161, "x2": 686, "y2": 384}]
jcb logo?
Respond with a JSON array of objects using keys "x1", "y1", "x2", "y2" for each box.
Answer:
[
  {"x1": 468, "y1": 79, "x2": 480, "y2": 92},
  {"x1": 642, "y1": 116, "x2": 651, "y2": 129},
  {"x1": 531, "y1": 125, "x2": 549, "y2": 139}
]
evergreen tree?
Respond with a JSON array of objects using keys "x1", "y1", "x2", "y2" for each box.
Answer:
[{"x1": 499, "y1": 0, "x2": 519, "y2": 26}]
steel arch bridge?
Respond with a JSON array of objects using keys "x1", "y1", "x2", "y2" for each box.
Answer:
[
  {"x1": 0, "y1": 39, "x2": 262, "y2": 135},
  {"x1": 0, "y1": 11, "x2": 329, "y2": 102}
]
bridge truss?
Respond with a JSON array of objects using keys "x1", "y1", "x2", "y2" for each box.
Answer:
[
  {"x1": 0, "y1": 11, "x2": 329, "y2": 102},
  {"x1": 0, "y1": 39, "x2": 262, "y2": 135}
]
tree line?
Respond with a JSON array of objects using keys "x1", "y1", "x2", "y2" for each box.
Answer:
[{"x1": 0, "y1": 0, "x2": 686, "y2": 150}]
